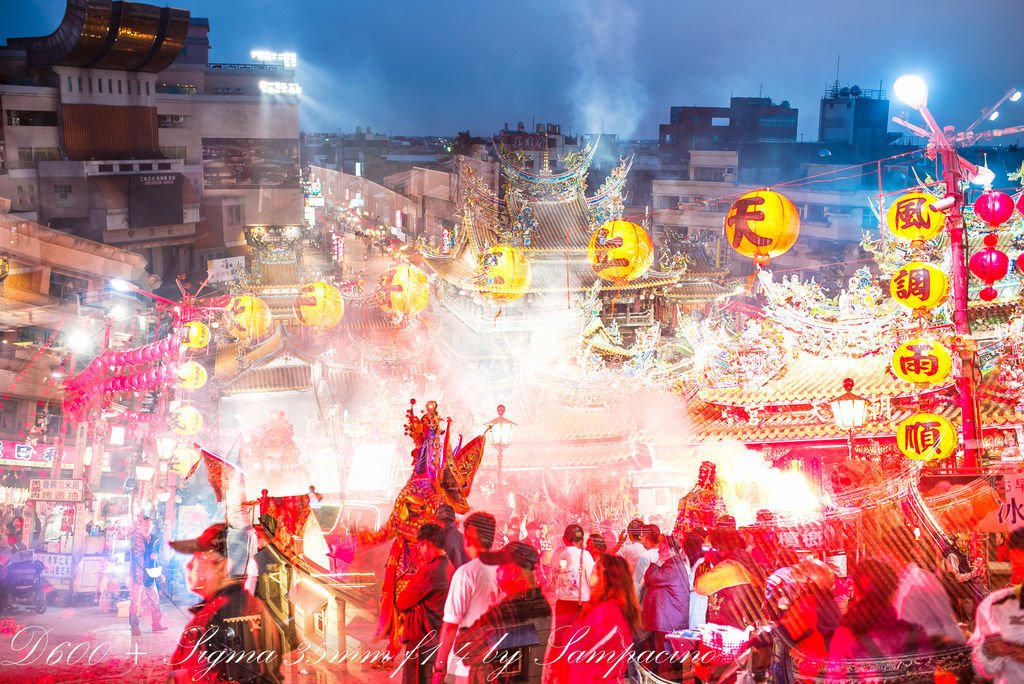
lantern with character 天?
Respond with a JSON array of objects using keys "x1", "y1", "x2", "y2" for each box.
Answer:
[
  {"x1": 896, "y1": 412, "x2": 957, "y2": 461},
  {"x1": 225, "y1": 296, "x2": 273, "y2": 341},
  {"x1": 890, "y1": 338, "x2": 953, "y2": 386},
  {"x1": 723, "y1": 189, "x2": 800, "y2": 266},
  {"x1": 587, "y1": 219, "x2": 653, "y2": 283},
  {"x1": 889, "y1": 262, "x2": 949, "y2": 313},
  {"x1": 294, "y1": 281, "x2": 344, "y2": 329},
  {"x1": 377, "y1": 265, "x2": 430, "y2": 317},
  {"x1": 476, "y1": 245, "x2": 532, "y2": 304}
]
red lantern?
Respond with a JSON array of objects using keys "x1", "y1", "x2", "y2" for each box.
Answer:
[
  {"x1": 969, "y1": 233, "x2": 1009, "y2": 301},
  {"x1": 974, "y1": 190, "x2": 1015, "y2": 227},
  {"x1": 1017, "y1": 252, "x2": 1024, "y2": 275},
  {"x1": 1017, "y1": 192, "x2": 1024, "y2": 218}
]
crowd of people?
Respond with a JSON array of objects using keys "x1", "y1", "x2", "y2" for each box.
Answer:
[{"x1": 386, "y1": 508, "x2": 1024, "y2": 684}]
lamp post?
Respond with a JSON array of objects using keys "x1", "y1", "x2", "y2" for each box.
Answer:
[
  {"x1": 892, "y1": 76, "x2": 1024, "y2": 471},
  {"x1": 486, "y1": 404, "x2": 516, "y2": 487},
  {"x1": 831, "y1": 378, "x2": 868, "y2": 459}
]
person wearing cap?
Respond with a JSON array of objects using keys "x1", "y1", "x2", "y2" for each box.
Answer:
[
  {"x1": 970, "y1": 526, "x2": 1024, "y2": 683},
  {"x1": 432, "y1": 511, "x2": 502, "y2": 684},
  {"x1": 453, "y1": 541, "x2": 551, "y2": 683},
  {"x1": 631, "y1": 524, "x2": 662, "y2": 599},
  {"x1": 436, "y1": 504, "x2": 467, "y2": 569},
  {"x1": 166, "y1": 523, "x2": 283, "y2": 684},
  {"x1": 128, "y1": 515, "x2": 165, "y2": 636},
  {"x1": 397, "y1": 523, "x2": 454, "y2": 684}
]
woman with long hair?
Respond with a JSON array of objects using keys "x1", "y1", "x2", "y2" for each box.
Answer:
[{"x1": 551, "y1": 555, "x2": 641, "y2": 683}]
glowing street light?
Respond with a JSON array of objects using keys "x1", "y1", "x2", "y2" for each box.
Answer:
[
  {"x1": 894, "y1": 74, "x2": 929, "y2": 109},
  {"x1": 486, "y1": 405, "x2": 516, "y2": 486},
  {"x1": 831, "y1": 378, "x2": 867, "y2": 460}
]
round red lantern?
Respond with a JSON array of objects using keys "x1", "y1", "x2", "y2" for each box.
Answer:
[
  {"x1": 1017, "y1": 252, "x2": 1024, "y2": 275},
  {"x1": 974, "y1": 190, "x2": 1015, "y2": 227},
  {"x1": 969, "y1": 233, "x2": 1009, "y2": 301}
]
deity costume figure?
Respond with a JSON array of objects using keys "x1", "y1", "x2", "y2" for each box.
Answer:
[
  {"x1": 363, "y1": 399, "x2": 486, "y2": 655},
  {"x1": 673, "y1": 460, "x2": 728, "y2": 537}
]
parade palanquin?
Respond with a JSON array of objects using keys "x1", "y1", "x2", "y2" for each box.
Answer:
[{"x1": 363, "y1": 400, "x2": 486, "y2": 651}]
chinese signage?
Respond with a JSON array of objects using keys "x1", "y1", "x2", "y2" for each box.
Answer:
[
  {"x1": 36, "y1": 552, "x2": 73, "y2": 579},
  {"x1": 206, "y1": 256, "x2": 247, "y2": 284},
  {"x1": 28, "y1": 478, "x2": 85, "y2": 502},
  {"x1": 0, "y1": 441, "x2": 73, "y2": 469},
  {"x1": 998, "y1": 473, "x2": 1024, "y2": 530},
  {"x1": 889, "y1": 262, "x2": 949, "y2": 311}
]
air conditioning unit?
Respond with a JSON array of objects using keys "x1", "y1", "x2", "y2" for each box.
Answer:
[
  {"x1": 722, "y1": 172, "x2": 736, "y2": 182},
  {"x1": 171, "y1": 115, "x2": 186, "y2": 124}
]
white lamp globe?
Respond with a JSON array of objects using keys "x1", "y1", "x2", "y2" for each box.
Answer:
[{"x1": 894, "y1": 75, "x2": 928, "y2": 109}]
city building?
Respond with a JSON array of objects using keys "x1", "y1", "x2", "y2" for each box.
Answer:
[{"x1": 0, "y1": 0, "x2": 302, "y2": 292}]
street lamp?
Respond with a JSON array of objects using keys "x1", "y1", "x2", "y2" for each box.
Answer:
[
  {"x1": 154, "y1": 434, "x2": 178, "y2": 462},
  {"x1": 831, "y1": 378, "x2": 867, "y2": 460},
  {"x1": 486, "y1": 404, "x2": 516, "y2": 486},
  {"x1": 891, "y1": 75, "x2": 1024, "y2": 470}
]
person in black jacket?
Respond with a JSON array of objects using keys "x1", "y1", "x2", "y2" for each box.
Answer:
[
  {"x1": 435, "y1": 504, "x2": 466, "y2": 569},
  {"x1": 396, "y1": 523, "x2": 454, "y2": 684}
]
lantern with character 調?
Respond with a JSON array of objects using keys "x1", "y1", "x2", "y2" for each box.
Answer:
[
  {"x1": 889, "y1": 262, "x2": 949, "y2": 315},
  {"x1": 723, "y1": 189, "x2": 800, "y2": 266}
]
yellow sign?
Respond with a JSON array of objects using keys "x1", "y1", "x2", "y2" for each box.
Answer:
[
  {"x1": 723, "y1": 190, "x2": 800, "y2": 264},
  {"x1": 476, "y1": 245, "x2": 532, "y2": 304},
  {"x1": 378, "y1": 265, "x2": 430, "y2": 316},
  {"x1": 896, "y1": 412, "x2": 957, "y2": 461},
  {"x1": 587, "y1": 219, "x2": 654, "y2": 283},
  {"x1": 294, "y1": 281, "x2": 344, "y2": 329},
  {"x1": 889, "y1": 262, "x2": 949, "y2": 311},
  {"x1": 886, "y1": 192, "x2": 945, "y2": 244},
  {"x1": 891, "y1": 339, "x2": 953, "y2": 385}
]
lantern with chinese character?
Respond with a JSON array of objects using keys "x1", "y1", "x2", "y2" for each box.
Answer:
[
  {"x1": 476, "y1": 245, "x2": 532, "y2": 304},
  {"x1": 968, "y1": 233, "x2": 1009, "y2": 302},
  {"x1": 377, "y1": 265, "x2": 430, "y2": 317},
  {"x1": 181, "y1": 321, "x2": 210, "y2": 349},
  {"x1": 890, "y1": 338, "x2": 953, "y2": 385},
  {"x1": 225, "y1": 296, "x2": 273, "y2": 341},
  {"x1": 170, "y1": 405, "x2": 203, "y2": 436},
  {"x1": 587, "y1": 219, "x2": 654, "y2": 283},
  {"x1": 293, "y1": 281, "x2": 344, "y2": 329},
  {"x1": 973, "y1": 190, "x2": 1015, "y2": 227},
  {"x1": 171, "y1": 445, "x2": 201, "y2": 476},
  {"x1": 723, "y1": 190, "x2": 800, "y2": 266},
  {"x1": 896, "y1": 412, "x2": 957, "y2": 461},
  {"x1": 176, "y1": 361, "x2": 208, "y2": 390},
  {"x1": 889, "y1": 262, "x2": 949, "y2": 313},
  {"x1": 886, "y1": 192, "x2": 945, "y2": 246}
]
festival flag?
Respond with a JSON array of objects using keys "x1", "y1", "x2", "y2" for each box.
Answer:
[{"x1": 194, "y1": 444, "x2": 246, "y2": 503}]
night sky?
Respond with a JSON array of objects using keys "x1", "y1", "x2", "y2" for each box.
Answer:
[{"x1": 8, "y1": 0, "x2": 1024, "y2": 142}]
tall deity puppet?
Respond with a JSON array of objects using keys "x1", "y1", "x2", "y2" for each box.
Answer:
[
  {"x1": 365, "y1": 399, "x2": 487, "y2": 653},
  {"x1": 673, "y1": 460, "x2": 729, "y2": 537}
]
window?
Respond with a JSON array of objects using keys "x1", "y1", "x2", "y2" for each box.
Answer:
[
  {"x1": 17, "y1": 147, "x2": 60, "y2": 164},
  {"x1": 88, "y1": 78, "x2": 93, "y2": 94},
  {"x1": 138, "y1": 163, "x2": 153, "y2": 171},
  {"x1": 805, "y1": 204, "x2": 827, "y2": 223},
  {"x1": 98, "y1": 79, "x2": 102, "y2": 93},
  {"x1": 157, "y1": 162, "x2": 172, "y2": 170},
  {"x1": 98, "y1": 164, "x2": 114, "y2": 172},
  {"x1": 107, "y1": 79, "x2": 112, "y2": 93},
  {"x1": 54, "y1": 184, "x2": 72, "y2": 209},
  {"x1": 78, "y1": 76, "x2": 83, "y2": 92},
  {"x1": 6, "y1": 111, "x2": 58, "y2": 127},
  {"x1": 117, "y1": 80, "x2": 122, "y2": 95},
  {"x1": 227, "y1": 205, "x2": 242, "y2": 225},
  {"x1": 0, "y1": 401, "x2": 19, "y2": 431},
  {"x1": 158, "y1": 147, "x2": 186, "y2": 160},
  {"x1": 66, "y1": 76, "x2": 72, "y2": 92},
  {"x1": 694, "y1": 166, "x2": 728, "y2": 182},
  {"x1": 50, "y1": 271, "x2": 88, "y2": 299},
  {"x1": 145, "y1": 82, "x2": 150, "y2": 95},
  {"x1": 711, "y1": 117, "x2": 730, "y2": 127},
  {"x1": 119, "y1": 164, "x2": 134, "y2": 172}
]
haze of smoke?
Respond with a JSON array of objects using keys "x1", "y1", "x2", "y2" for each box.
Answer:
[{"x1": 567, "y1": 0, "x2": 647, "y2": 139}]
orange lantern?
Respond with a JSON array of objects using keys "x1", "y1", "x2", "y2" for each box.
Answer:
[
  {"x1": 723, "y1": 190, "x2": 800, "y2": 265},
  {"x1": 889, "y1": 262, "x2": 949, "y2": 312},
  {"x1": 587, "y1": 219, "x2": 654, "y2": 283},
  {"x1": 896, "y1": 412, "x2": 957, "y2": 461},
  {"x1": 225, "y1": 296, "x2": 273, "y2": 341},
  {"x1": 170, "y1": 405, "x2": 204, "y2": 436},
  {"x1": 886, "y1": 192, "x2": 945, "y2": 245},
  {"x1": 378, "y1": 265, "x2": 430, "y2": 316},
  {"x1": 176, "y1": 361, "x2": 208, "y2": 390},
  {"x1": 181, "y1": 321, "x2": 210, "y2": 349},
  {"x1": 476, "y1": 245, "x2": 532, "y2": 304},
  {"x1": 294, "y1": 281, "x2": 344, "y2": 329},
  {"x1": 890, "y1": 338, "x2": 953, "y2": 386}
]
